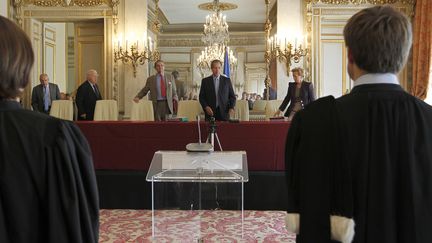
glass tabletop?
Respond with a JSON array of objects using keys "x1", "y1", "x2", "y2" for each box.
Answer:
[{"x1": 146, "y1": 151, "x2": 248, "y2": 183}]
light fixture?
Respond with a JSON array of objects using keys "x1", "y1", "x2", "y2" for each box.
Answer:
[
  {"x1": 197, "y1": 44, "x2": 237, "y2": 72},
  {"x1": 263, "y1": 0, "x2": 308, "y2": 101},
  {"x1": 268, "y1": 34, "x2": 308, "y2": 76},
  {"x1": 113, "y1": 0, "x2": 161, "y2": 77},
  {"x1": 197, "y1": 0, "x2": 237, "y2": 77},
  {"x1": 114, "y1": 33, "x2": 159, "y2": 77}
]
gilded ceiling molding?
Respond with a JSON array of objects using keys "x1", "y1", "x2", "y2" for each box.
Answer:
[
  {"x1": 198, "y1": 2, "x2": 238, "y2": 11},
  {"x1": 304, "y1": 0, "x2": 414, "y2": 4}
]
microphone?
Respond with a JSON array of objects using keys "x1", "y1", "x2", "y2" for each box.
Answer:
[{"x1": 186, "y1": 115, "x2": 213, "y2": 152}]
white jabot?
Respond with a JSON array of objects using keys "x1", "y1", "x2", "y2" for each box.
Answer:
[
  {"x1": 353, "y1": 73, "x2": 399, "y2": 88},
  {"x1": 88, "y1": 81, "x2": 95, "y2": 92}
]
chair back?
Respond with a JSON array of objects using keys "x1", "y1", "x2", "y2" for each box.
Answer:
[
  {"x1": 253, "y1": 100, "x2": 267, "y2": 111},
  {"x1": 130, "y1": 100, "x2": 154, "y2": 121},
  {"x1": 49, "y1": 100, "x2": 74, "y2": 121},
  {"x1": 94, "y1": 100, "x2": 118, "y2": 121},
  {"x1": 177, "y1": 100, "x2": 203, "y2": 121},
  {"x1": 234, "y1": 100, "x2": 249, "y2": 121},
  {"x1": 265, "y1": 100, "x2": 283, "y2": 120}
]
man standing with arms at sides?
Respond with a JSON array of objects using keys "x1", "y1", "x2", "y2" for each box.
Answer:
[
  {"x1": 134, "y1": 60, "x2": 178, "y2": 121},
  {"x1": 172, "y1": 70, "x2": 187, "y2": 101},
  {"x1": 285, "y1": 6, "x2": 432, "y2": 243},
  {"x1": 199, "y1": 59, "x2": 236, "y2": 121},
  {"x1": 76, "y1": 69, "x2": 102, "y2": 121},
  {"x1": 31, "y1": 73, "x2": 61, "y2": 114}
]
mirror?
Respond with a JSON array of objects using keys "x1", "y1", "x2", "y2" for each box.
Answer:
[
  {"x1": 31, "y1": 19, "x2": 105, "y2": 98},
  {"x1": 154, "y1": 0, "x2": 272, "y2": 98}
]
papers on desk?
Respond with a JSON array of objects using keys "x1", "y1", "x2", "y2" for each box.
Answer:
[{"x1": 161, "y1": 151, "x2": 243, "y2": 171}]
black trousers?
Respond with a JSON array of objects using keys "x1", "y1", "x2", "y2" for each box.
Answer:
[{"x1": 205, "y1": 107, "x2": 228, "y2": 121}]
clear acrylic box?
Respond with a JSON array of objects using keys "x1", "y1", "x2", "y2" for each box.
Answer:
[{"x1": 146, "y1": 151, "x2": 249, "y2": 241}]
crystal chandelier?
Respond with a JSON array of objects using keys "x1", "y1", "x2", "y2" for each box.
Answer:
[
  {"x1": 197, "y1": 43, "x2": 237, "y2": 70},
  {"x1": 197, "y1": 0, "x2": 237, "y2": 76},
  {"x1": 202, "y1": 10, "x2": 229, "y2": 45}
]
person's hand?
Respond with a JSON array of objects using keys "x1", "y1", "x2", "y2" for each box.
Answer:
[
  {"x1": 133, "y1": 97, "x2": 140, "y2": 103},
  {"x1": 274, "y1": 110, "x2": 282, "y2": 117},
  {"x1": 205, "y1": 106, "x2": 214, "y2": 116},
  {"x1": 80, "y1": 114, "x2": 87, "y2": 119},
  {"x1": 229, "y1": 108, "x2": 235, "y2": 118}
]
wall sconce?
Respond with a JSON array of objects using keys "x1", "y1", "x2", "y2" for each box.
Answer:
[
  {"x1": 192, "y1": 83, "x2": 201, "y2": 91},
  {"x1": 234, "y1": 82, "x2": 244, "y2": 91},
  {"x1": 114, "y1": 33, "x2": 160, "y2": 77},
  {"x1": 268, "y1": 34, "x2": 308, "y2": 76}
]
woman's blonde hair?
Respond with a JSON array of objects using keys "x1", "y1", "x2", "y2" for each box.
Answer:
[{"x1": 291, "y1": 67, "x2": 304, "y2": 77}]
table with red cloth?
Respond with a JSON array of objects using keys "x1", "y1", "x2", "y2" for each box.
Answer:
[{"x1": 76, "y1": 121, "x2": 291, "y2": 172}]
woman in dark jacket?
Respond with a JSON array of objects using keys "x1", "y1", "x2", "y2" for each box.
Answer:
[{"x1": 275, "y1": 67, "x2": 315, "y2": 120}]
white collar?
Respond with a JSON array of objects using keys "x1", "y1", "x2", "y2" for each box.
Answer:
[
  {"x1": 213, "y1": 75, "x2": 220, "y2": 80},
  {"x1": 353, "y1": 73, "x2": 399, "y2": 88}
]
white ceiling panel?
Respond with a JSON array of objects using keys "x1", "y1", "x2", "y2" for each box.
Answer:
[{"x1": 158, "y1": 0, "x2": 273, "y2": 24}]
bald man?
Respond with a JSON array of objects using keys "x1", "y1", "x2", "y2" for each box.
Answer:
[
  {"x1": 31, "y1": 74, "x2": 61, "y2": 113},
  {"x1": 76, "y1": 69, "x2": 103, "y2": 120}
]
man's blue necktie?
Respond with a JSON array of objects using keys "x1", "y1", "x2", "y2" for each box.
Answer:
[{"x1": 43, "y1": 86, "x2": 50, "y2": 111}]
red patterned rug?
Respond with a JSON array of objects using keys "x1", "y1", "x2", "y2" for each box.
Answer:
[{"x1": 99, "y1": 210, "x2": 296, "y2": 242}]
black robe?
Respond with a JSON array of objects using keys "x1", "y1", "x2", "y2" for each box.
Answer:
[
  {"x1": 286, "y1": 84, "x2": 432, "y2": 243},
  {"x1": 0, "y1": 100, "x2": 99, "y2": 243}
]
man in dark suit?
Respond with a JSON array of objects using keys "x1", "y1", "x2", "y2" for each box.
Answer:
[
  {"x1": 199, "y1": 59, "x2": 236, "y2": 121},
  {"x1": 31, "y1": 73, "x2": 61, "y2": 113},
  {"x1": 76, "y1": 69, "x2": 102, "y2": 120}
]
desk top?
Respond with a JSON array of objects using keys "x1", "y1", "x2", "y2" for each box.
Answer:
[{"x1": 147, "y1": 151, "x2": 249, "y2": 182}]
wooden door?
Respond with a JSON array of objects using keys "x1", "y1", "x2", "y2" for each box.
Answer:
[{"x1": 75, "y1": 20, "x2": 105, "y2": 97}]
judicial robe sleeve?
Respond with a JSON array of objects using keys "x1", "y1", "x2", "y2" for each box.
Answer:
[
  {"x1": 45, "y1": 121, "x2": 99, "y2": 243},
  {"x1": 285, "y1": 96, "x2": 354, "y2": 243}
]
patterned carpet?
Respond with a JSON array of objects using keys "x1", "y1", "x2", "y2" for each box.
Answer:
[{"x1": 99, "y1": 209, "x2": 296, "y2": 242}]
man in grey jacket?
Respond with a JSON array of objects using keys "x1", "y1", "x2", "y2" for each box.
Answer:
[
  {"x1": 134, "y1": 60, "x2": 178, "y2": 121},
  {"x1": 31, "y1": 73, "x2": 61, "y2": 113}
]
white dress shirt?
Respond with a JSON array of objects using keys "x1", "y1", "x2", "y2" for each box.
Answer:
[{"x1": 353, "y1": 73, "x2": 399, "y2": 88}]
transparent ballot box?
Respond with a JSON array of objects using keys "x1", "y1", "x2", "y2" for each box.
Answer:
[{"x1": 146, "y1": 151, "x2": 249, "y2": 241}]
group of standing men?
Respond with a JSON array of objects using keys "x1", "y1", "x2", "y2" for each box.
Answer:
[
  {"x1": 31, "y1": 70, "x2": 103, "y2": 121},
  {"x1": 134, "y1": 59, "x2": 236, "y2": 121},
  {"x1": 31, "y1": 59, "x2": 236, "y2": 122}
]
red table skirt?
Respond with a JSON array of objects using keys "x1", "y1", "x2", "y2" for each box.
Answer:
[{"x1": 76, "y1": 121, "x2": 290, "y2": 171}]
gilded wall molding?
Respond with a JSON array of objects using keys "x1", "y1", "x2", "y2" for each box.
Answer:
[
  {"x1": 159, "y1": 37, "x2": 266, "y2": 48},
  {"x1": 159, "y1": 32, "x2": 266, "y2": 48},
  {"x1": 24, "y1": 10, "x2": 109, "y2": 17},
  {"x1": 25, "y1": 0, "x2": 110, "y2": 7},
  {"x1": 14, "y1": 0, "x2": 119, "y2": 26},
  {"x1": 303, "y1": 0, "x2": 414, "y2": 95},
  {"x1": 14, "y1": 0, "x2": 118, "y2": 108}
]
